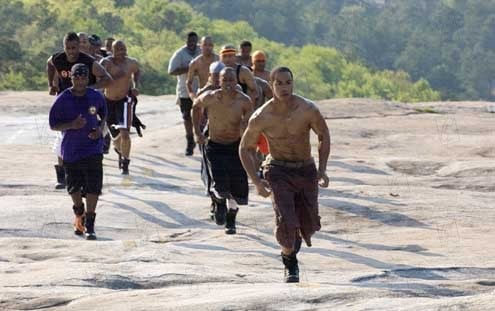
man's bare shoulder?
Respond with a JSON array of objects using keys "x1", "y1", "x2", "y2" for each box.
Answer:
[
  {"x1": 293, "y1": 94, "x2": 319, "y2": 111},
  {"x1": 251, "y1": 98, "x2": 274, "y2": 120},
  {"x1": 99, "y1": 56, "x2": 112, "y2": 65},
  {"x1": 236, "y1": 90, "x2": 251, "y2": 102},
  {"x1": 190, "y1": 55, "x2": 202, "y2": 66}
]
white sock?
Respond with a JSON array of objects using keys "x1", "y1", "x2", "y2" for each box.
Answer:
[{"x1": 227, "y1": 198, "x2": 238, "y2": 211}]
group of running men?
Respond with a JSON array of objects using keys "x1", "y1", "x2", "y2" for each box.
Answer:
[{"x1": 48, "y1": 31, "x2": 331, "y2": 283}]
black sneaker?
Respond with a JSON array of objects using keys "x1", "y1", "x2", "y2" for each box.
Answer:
[
  {"x1": 85, "y1": 212, "x2": 97, "y2": 240},
  {"x1": 225, "y1": 208, "x2": 238, "y2": 235},
  {"x1": 54, "y1": 165, "x2": 66, "y2": 190},
  {"x1": 185, "y1": 135, "x2": 195, "y2": 156},
  {"x1": 121, "y1": 159, "x2": 130, "y2": 175},
  {"x1": 209, "y1": 202, "x2": 215, "y2": 221},
  {"x1": 214, "y1": 201, "x2": 227, "y2": 226},
  {"x1": 282, "y1": 252, "x2": 300, "y2": 283}
]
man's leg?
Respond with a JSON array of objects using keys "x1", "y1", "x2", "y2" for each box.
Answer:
[
  {"x1": 54, "y1": 156, "x2": 66, "y2": 190},
  {"x1": 180, "y1": 98, "x2": 195, "y2": 156},
  {"x1": 119, "y1": 129, "x2": 131, "y2": 174},
  {"x1": 66, "y1": 162, "x2": 85, "y2": 236},
  {"x1": 82, "y1": 155, "x2": 103, "y2": 240}
]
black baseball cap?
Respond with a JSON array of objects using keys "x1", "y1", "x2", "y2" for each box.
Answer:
[
  {"x1": 71, "y1": 63, "x2": 89, "y2": 77},
  {"x1": 88, "y1": 34, "x2": 102, "y2": 46}
]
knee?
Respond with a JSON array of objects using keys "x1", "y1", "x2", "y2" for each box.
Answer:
[
  {"x1": 120, "y1": 130, "x2": 130, "y2": 140},
  {"x1": 182, "y1": 111, "x2": 192, "y2": 121}
]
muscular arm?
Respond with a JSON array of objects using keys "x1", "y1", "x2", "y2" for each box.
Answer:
[
  {"x1": 309, "y1": 105, "x2": 331, "y2": 175},
  {"x1": 186, "y1": 60, "x2": 197, "y2": 99},
  {"x1": 91, "y1": 61, "x2": 112, "y2": 89},
  {"x1": 241, "y1": 95, "x2": 254, "y2": 134},
  {"x1": 263, "y1": 82, "x2": 273, "y2": 99},
  {"x1": 239, "y1": 114, "x2": 265, "y2": 186},
  {"x1": 240, "y1": 67, "x2": 258, "y2": 105},
  {"x1": 132, "y1": 61, "x2": 140, "y2": 89},
  {"x1": 192, "y1": 93, "x2": 209, "y2": 138},
  {"x1": 46, "y1": 57, "x2": 56, "y2": 87}
]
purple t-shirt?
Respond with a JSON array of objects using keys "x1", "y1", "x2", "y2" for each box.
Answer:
[{"x1": 49, "y1": 88, "x2": 107, "y2": 163}]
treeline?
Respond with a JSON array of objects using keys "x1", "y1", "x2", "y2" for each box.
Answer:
[
  {"x1": 0, "y1": 0, "x2": 439, "y2": 102},
  {"x1": 186, "y1": 0, "x2": 495, "y2": 100}
]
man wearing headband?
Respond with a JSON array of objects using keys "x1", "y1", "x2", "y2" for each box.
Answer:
[
  {"x1": 252, "y1": 50, "x2": 270, "y2": 82},
  {"x1": 49, "y1": 63, "x2": 107, "y2": 240},
  {"x1": 100, "y1": 40, "x2": 141, "y2": 175},
  {"x1": 192, "y1": 67, "x2": 253, "y2": 235},
  {"x1": 240, "y1": 66, "x2": 330, "y2": 283},
  {"x1": 186, "y1": 36, "x2": 219, "y2": 100},
  {"x1": 237, "y1": 40, "x2": 253, "y2": 67},
  {"x1": 47, "y1": 31, "x2": 112, "y2": 190},
  {"x1": 168, "y1": 32, "x2": 201, "y2": 156},
  {"x1": 220, "y1": 45, "x2": 258, "y2": 106}
]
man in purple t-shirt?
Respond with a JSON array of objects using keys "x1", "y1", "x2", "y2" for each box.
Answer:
[{"x1": 49, "y1": 64, "x2": 107, "y2": 240}]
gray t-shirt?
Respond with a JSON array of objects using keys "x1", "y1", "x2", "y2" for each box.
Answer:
[{"x1": 168, "y1": 45, "x2": 201, "y2": 98}]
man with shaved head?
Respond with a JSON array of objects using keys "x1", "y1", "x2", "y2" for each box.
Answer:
[
  {"x1": 100, "y1": 40, "x2": 141, "y2": 175},
  {"x1": 240, "y1": 66, "x2": 331, "y2": 283},
  {"x1": 192, "y1": 67, "x2": 253, "y2": 235},
  {"x1": 186, "y1": 36, "x2": 219, "y2": 100}
]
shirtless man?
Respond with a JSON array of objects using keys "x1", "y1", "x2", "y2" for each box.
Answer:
[
  {"x1": 186, "y1": 36, "x2": 219, "y2": 100},
  {"x1": 220, "y1": 45, "x2": 257, "y2": 106},
  {"x1": 195, "y1": 61, "x2": 225, "y2": 219},
  {"x1": 104, "y1": 37, "x2": 115, "y2": 56},
  {"x1": 192, "y1": 67, "x2": 252, "y2": 235},
  {"x1": 237, "y1": 40, "x2": 252, "y2": 67},
  {"x1": 77, "y1": 32, "x2": 91, "y2": 54},
  {"x1": 239, "y1": 67, "x2": 331, "y2": 283},
  {"x1": 252, "y1": 50, "x2": 270, "y2": 82},
  {"x1": 47, "y1": 31, "x2": 112, "y2": 189},
  {"x1": 100, "y1": 40, "x2": 140, "y2": 175}
]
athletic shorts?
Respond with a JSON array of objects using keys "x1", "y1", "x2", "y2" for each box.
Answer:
[
  {"x1": 205, "y1": 139, "x2": 248, "y2": 205},
  {"x1": 106, "y1": 96, "x2": 133, "y2": 137},
  {"x1": 179, "y1": 98, "x2": 193, "y2": 121},
  {"x1": 64, "y1": 154, "x2": 103, "y2": 195}
]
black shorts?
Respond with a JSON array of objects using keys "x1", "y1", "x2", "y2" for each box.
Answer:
[
  {"x1": 179, "y1": 98, "x2": 193, "y2": 121},
  {"x1": 64, "y1": 154, "x2": 103, "y2": 195},
  {"x1": 106, "y1": 96, "x2": 133, "y2": 137},
  {"x1": 205, "y1": 140, "x2": 248, "y2": 205}
]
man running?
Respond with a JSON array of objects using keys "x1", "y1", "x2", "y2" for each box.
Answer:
[
  {"x1": 186, "y1": 36, "x2": 219, "y2": 100},
  {"x1": 168, "y1": 32, "x2": 201, "y2": 156},
  {"x1": 88, "y1": 34, "x2": 104, "y2": 60},
  {"x1": 77, "y1": 32, "x2": 91, "y2": 54},
  {"x1": 220, "y1": 45, "x2": 257, "y2": 105},
  {"x1": 49, "y1": 63, "x2": 107, "y2": 240},
  {"x1": 104, "y1": 37, "x2": 115, "y2": 56},
  {"x1": 100, "y1": 40, "x2": 141, "y2": 175},
  {"x1": 252, "y1": 50, "x2": 270, "y2": 82},
  {"x1": 239, "y1": 67, "x2": 331, "y2": 283},
  {"x1": 192, "y1": 67, "x2": 252, "y2": 234},
  {"x1": 237, "y1": 40, "x2": 252, "y2": 67},
  {"x1": 194, "y1": 61, "x2": 224, "y2": 220},
  {"x1": 46, "y1": 31, "x2": 112, "y2": 189}
]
